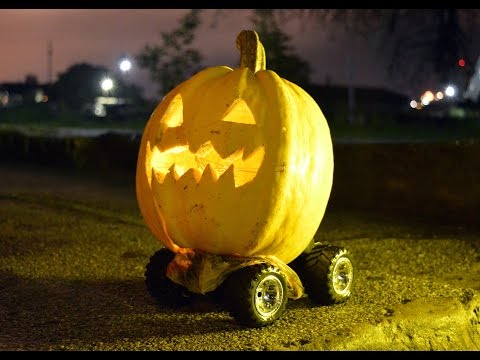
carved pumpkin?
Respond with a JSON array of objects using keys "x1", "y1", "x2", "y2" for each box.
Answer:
[{"x1": 136, "y1": 30, "x2": 333, "y2": 265}]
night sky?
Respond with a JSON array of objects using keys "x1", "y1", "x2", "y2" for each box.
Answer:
[{"x1": 0, "y1": 9, "x2": 417, "y2": 100}]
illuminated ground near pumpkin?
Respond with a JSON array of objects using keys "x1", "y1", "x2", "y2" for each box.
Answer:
[{"x1": 0, "y1": 163, "x2": 479, "y2": 350}]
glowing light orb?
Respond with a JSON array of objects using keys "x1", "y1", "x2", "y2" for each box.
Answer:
[
  {"x1": 119, "y1": 59, "x2": 132, "y2": 72},
  {"x1": 101, "y1": 78, "x2": 114, "y2": 91}
]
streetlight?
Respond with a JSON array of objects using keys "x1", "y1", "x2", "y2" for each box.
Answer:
[
  {"x1": 117, "y1": 57, "x2": 133, "y2": 93},
  {"x1": 96, "y1": 77, "x2": 115, "y2": 117},
  {"x1": 101, "y1": 77, "x2": 114, "y2": 92},
  {"x1": 119, "y1": 58, "x2": 132, "y2": 73}
]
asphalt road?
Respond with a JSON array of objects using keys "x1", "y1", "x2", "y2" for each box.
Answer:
[{"x1": 0, "y1": 162, "x2": 479, "y2": 351}]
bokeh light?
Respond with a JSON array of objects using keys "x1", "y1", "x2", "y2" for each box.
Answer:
[
  {"x1": 119, "y1": 59, "x2": 132, "y2": 72},
  {"x1": 423, "y1": 91, "x2": 435, "y2": 102},
  {"x1": 445, "y1": 85, "x2": 455, "y2": 97},
  {"x1": 101, "y1": 77, "x2": 114, "y2": 91}
]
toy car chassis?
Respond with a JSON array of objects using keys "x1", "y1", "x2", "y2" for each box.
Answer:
[{"x1": 144, "y1": 240, "x2": 354, "y2": 328}]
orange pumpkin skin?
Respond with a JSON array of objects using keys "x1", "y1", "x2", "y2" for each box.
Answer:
[{"x1": 136, "y1": 35, "x2": 333, "y2": 265}]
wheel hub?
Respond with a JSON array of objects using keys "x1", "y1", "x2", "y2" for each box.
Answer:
[
  {"x1": 332, "y1": 256, "x2": 354, "y2": 296},
  {"x1": 254, "y1": 274, "x2": 284, "y2": 319}
]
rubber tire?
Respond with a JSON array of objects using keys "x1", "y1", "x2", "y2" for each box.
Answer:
[
  {"x1": 223, "y1": 263, "x2": 288, "y2": 328},
  {"x1": 294, "y1": 244, "x2": 354, "y2": 305},
  {"x1": 144, "y1": 247, "x2": 192, "y2": 308},
  {"x1": 288, "y1": 237, "x2": 316, "y2": 274}
]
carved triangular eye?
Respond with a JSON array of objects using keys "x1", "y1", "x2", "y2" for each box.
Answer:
[
  {"x1": 163, "y1": 93, "x2": 184, "y2": 127},
  {"x1": 221, "y1": 98, "x2": 256, "y2": 124}
]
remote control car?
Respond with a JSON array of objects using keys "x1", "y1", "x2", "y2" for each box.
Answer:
[{"x1": 144, "y1": 241, "x2": 353, "y2": 327}]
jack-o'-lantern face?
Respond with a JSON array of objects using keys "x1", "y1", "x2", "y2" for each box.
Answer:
[
  {"x1": 136, "y1": 30, "x2": 334, "y2": 265},
  {"x1": 150, "y1": 83, "x2": 265, "y2": 188}
]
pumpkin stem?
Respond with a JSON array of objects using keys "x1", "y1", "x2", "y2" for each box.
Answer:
[{"x1": 236, "y1": 30, "x2": 266, "y2": 73}]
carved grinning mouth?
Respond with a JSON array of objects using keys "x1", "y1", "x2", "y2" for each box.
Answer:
[
  {"x1": 148, "y1": 94, "x2": 266, "y2": 188},
  {"x1": 150, "y1": 141, "x2": 265, "y2": 188}
]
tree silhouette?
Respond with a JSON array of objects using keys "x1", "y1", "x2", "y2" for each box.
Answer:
[
  {"x1": 52, "y1": 63, "x2": 143, "y2": 110},
  {"x1": 136, "y1": 9, "x2": 314, "y2": 95},
  {"x1": 52, "y1": 63, "x2": 109, "y2": 109},
  {"x1": 24, "y1": 74, "x2": 39, "y2": 87},
  {"x1": 249, "y1": 9, "x2": 312, "y2": 86},
  {"x1": 272, "y1": 9, "x2": 480, "y2": 93},
  {"x1": 135, "y1": 10, "x2": 203, "y2": 97}
]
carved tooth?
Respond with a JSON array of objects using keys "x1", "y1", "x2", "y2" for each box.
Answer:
[
  {"x1": 192, "y1": 168, "x2": 203, "y2": 183},
  {"x1": 168, "y1": 164, "x2": 181, "y2": 181},
  {"x1": 195, "y1": 165, "x2": 219, "y2": 235},
  {"x1": 177, "y1": 168, "x2": 200, "y2": 190},
  {"x1": 234, "y1": 146, "x2": 265, "y2": 186},
  {"x1": 152, "y1": 168, "x2": 175, "y2": 210},
  {"x1": 162, "y1": 165, "x2": 178, "y2": 185},
  {"x1": 217, "y1": 164, "x2": 236, "y2": 189},
  {"x1": 199, "y1": 163, "x2": 219, "y2": 186},
  {"x1": 150, "y1": 147, "x2": 175, "y2": 179},
  {"x1": 152, "y1": 168, "x2": 167, "y2": 184}
]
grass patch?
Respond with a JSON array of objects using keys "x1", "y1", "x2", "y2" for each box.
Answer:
[
  {"x1": 329, "y1": 115, "x2": 480, "y2": 142},
  {"x1": 2, "y1": 102, "x2": 480, "y2": 142},
  {"x1": 0, "y1": 102, "x2": 155, "y2": 136}
]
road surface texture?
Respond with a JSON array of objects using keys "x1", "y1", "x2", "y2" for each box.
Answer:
[{"x1": 0, "y1": 162, "x2": 479, "y2": 351}]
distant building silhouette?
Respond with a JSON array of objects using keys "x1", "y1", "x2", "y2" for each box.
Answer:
[
  {"x1": 0, "y1": 82, "x2": 50, "y2": 108},
  {"x1": 304, "y1": 83, "x2": 410, "y2": 124}
]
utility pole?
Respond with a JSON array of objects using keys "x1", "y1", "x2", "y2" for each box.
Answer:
[{"x1": 47, "y1": 40, "x2": 53, "y2": 84}]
